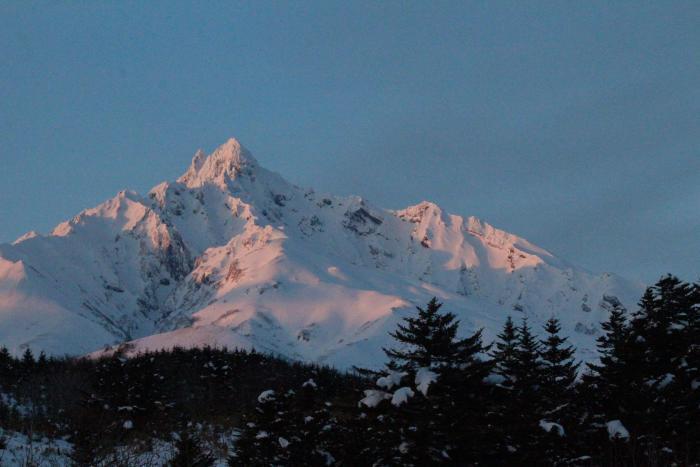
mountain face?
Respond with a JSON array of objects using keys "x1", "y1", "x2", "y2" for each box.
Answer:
[{"x1": 0, "y1": 138, "x2": 642, "y2": 368}]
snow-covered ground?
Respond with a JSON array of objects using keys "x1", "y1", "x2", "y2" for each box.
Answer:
[
  {"x1": 0, "y1": 138, "x2": 644, "y2": 368},
  {"x1": 0, "y1": 427, "x2": 236, "y2": 466},
  {"x1": 0, "y1": 430, "x2": 72, "y2": 466}
]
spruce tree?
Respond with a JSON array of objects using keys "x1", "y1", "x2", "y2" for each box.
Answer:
[
  {"x1": 229, "y1": 389, "x2": 293, "y2": 466},
  {"x1": 72, "y1": 354, "x2": 135, "y2": 463},
  {"x1": 21, "y1": 348, "x2": 35, "y2": 373},
  {"x1": 442, "y1": 328, "x2": 496, "y2": 464},
  {"x1": 347, "y1": 397, "x2": 403, "y2": 465},
  {"x1": 650, "y1": 276, "x2": 700, "y2": 461},
  {"x1": 0, "y1": 346, "x2": 12, "y2": 387},
  {"x1": 513, "y1": 317, "x2": 544, "y2": 461},
  {"x1": 490, "y1": 316, "x2": 520, "y2": 457},
  {"x1": 594, "y1": 276, "x2": 699, "y2": 463},
  {"x1": 540, "y1": 317, "x2": 579, "y2": 413},
  {"x1": 514, "y1": 317, "x2": 542, "y2": 397},
  {"x1": 169, "y1": 431, "x2": 214, "y2": 467},
  {"x1": 492, "y1": 316, "x2": 518, "y2": 389},
  {"x1": 383, "y1": 297, "x2": 462, "y2": 370},
  {"x1": 585, "y1": 300, "x2": 630, "y2": 421},
  {"x1": 538, "y1": 317, "x2": 579, "y2": 464},
  {"x1": 366, "y1": 298, "x2": 493, "y2": 465},
  {"x1": 231, "y1": 381, "x2": 336, "y2": 467},
  {"x1": 628, "y1": 277, "x2": 689, "y2": 457},
  {"x1": 286, "y1": 378, "x2": 340, "y2": 466},
  {"x1": 491, "y1": 316, "x2": 545, "y2": 462},
  {"x1": 682, "y1": 282, "x2": 700, "y2": 460}
]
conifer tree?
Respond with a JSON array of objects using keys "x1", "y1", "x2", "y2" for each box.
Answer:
[
  {"x1": 593, "y1": 276, "x2": 699, "y2": 462},
  {"x1": 627, "y1": 277, "x2": 689, "y2": 455},
  {"x1": 682, "y1": 281, "x2": 700, "y2": 459},
  {"x1": 21, "y1": 348, "x2": 35, "y2": 373},
  {"x1": 383, "y1": 297, "x2": 462, "y2": 370},
  {"x1": 229, "y1": 389, "x2": 293, "y2": 466},
  {"x1": 231, "y1": 381, "x2": 336, "y2": 467},
  {"x1": 37, "y1": 350, "x2": 48, "y2": 366},
  {"x1": 346, "y1": 398, "x2": 403, "y2": 465},
  {"x1": 490, "y1": 316, "x2": 521, "y2": 457},
  {"x1": 362, "y1": 298, "x2": 493, "y2": 465},
  {"x1": 633, "y1": 276, "x2": 689, "y2": 376},
  {"x1": 513, "y1": 317, "x2": 545, "y2": 461},
  {"x1": 492, "y1": 316, "x2": 518, "y2": 389},
  {"x1": 286, "y1": 378, "x2": 341, "y2": 465},
  {"x1": 442, "y1": 328, "x2": 496, "y2": 464},
  {"x1": 0, "y1": 346, "x2": 12, "y2": 386},
  {"x1": 585, "y1": 300, "x2": 630, "y2": 420},
  {"x1": 169, "y1": 431, "x2": 214, "y2": 467},
  {"x1": 540, "y1": 317, "x2": 579, "y2": 413},
  {"x1": 491, "y1": 316, "x2": 545, "y2": 462},
  {"x1": 514, "y1": 317, "x2": 542, "y2": 397},
  {"x1": 538, "y1": 317, "x2": 579, "y2": 464},
  {"x1": 647, "y1": 276, "x2": 700, "y2": 461},
  {"x1": 71, "y1": 356, "x2": 128, "y2": 464}
]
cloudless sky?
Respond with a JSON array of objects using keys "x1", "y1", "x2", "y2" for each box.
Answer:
[{"x1": 1, "y1": 1, "x2": 698, "y2": 283}]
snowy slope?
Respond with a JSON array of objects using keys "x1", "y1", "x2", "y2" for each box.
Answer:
[{"x1": 0, "y1": 138, "x2": 643, "y2": 367}]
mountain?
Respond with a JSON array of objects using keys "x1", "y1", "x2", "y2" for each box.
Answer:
[{"x1": 0, "y1": 138, "x2": 643, "y2": 368}]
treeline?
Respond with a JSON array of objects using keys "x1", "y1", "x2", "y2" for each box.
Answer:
[
  {"x1": 0, "y1": 275, "x2": 698, "y2": 466},
  {"x1": 231, "y1": 275, "x2": 699, "y2": 466},
  {"x1": 0, "y1": 345, "x2": 362, "y2": 465}
]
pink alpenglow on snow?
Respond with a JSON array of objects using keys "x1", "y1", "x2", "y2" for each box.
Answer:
[{"x1": 0, "y1": 138, "x2": 643, "y2": 370}]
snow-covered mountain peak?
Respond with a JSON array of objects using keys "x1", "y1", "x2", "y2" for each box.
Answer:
[
  {"x1": 178, "y1": 137, "x2": 258, "y2": 188},
  {"x1": 12, "y1": 231, "x2": 39, "y2": 245},
  {"x1": 396, "y1": 201, "x2": 443, "y2": 224},
  {"x1": 0, "y1": 137, "x2": 644, "y2": 368}
]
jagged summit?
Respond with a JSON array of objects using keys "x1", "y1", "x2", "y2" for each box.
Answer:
[
  {"x1": 12, "y1": 230, "x2": 39, "y2": 245},
  {"x1": 0, "y1": 137, "x2": 643, "y2": 368},
  {"x1": 178, "y1": 137, "x2": 259, "y2": 188}
]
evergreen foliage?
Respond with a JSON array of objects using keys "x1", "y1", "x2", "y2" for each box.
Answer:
[
  {"x1": 492, "y1": 315, "x2": 518, "y2": 389},
  {"x1": 361, "y1": 298, "x2": 494, "y2": 465},
  {"x1": 538, "y1": 317, "x2": 580, "y2": 464},
  {"x1": 0, "y1": 279, "x2": 699, "y2": 465},
  {"x1": 170, "y1": 430, "x2": 215, "y2": 467},
  {"x1": 231, "y1": 380, "x2": 340, "y2": 466},
  {"x1": 383, "y1": 297, "x2": 463, "y2": 370},
  {"x1": 491, "y1": 316, "x2": 546, "y2": 462}
]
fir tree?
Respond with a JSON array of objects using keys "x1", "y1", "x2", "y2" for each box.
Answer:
[
  {"x1": 491, "y1": 316, "x2": 545, "y2": 462},
  {"x1": 383, "y1": 297, "x2": 462, "y2": 370},
  {"x1": 441, "y1": 328, "x2": 497, "y2": 464},
  {"x1": 21, "y1": 347, "x2": 35, "y2": 373},
  {"x1": 540, "y1": 317, "x2": 579, "y2": 413},
  {"x1": 514, "y1": 317, "x2": 542, "y2": 397},
  {"x1": 36, "y1": 350, "x2": 49, "y2": 373},
  {"x1": 513, "y1": 317, "x2": 545, "y2": 462},
  {"x1": 490, "y1": 316, "x2": 520, "y2": 457},
  {"x1": 346, "y1": 399, "x2": 403, "y2": 466},
  {"x1": 0, "y1": 346, "x2": 12, "y2": 386},
  {"x1": 231, "y1": 382, "x2": 336, "y2": 467},
  {"x1": 363, "y1": 298, "x2": 494, "y2": 465},
  {"x1": 682, "y1": 281, "x2": 700, "y2": 460},
  {"x1": 288, "y1": 379, "x2": 340, "y2": 465},
  {"x1": 585, "y1": 300, "x2": 630, "y2": 420},
  {"x1": 229, "y1": 389, "x2": 292, "y2": 466},
  {"x1": 492, "y1": 316, "x2": 518, "y2": 389},
  {"x1": 627, "y1": 277, "x2": 689, "y2": 456},
  {"x1": 169, "y1": 431, "x2": 214, "y2": 467},
  {"x1": 538, "y1": 317, "x2": 580, "y2": 464}
]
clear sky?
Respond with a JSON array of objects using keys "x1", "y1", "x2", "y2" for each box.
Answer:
[{"x1": 1, "y1": 1, "x2": 698, "y2": 284}]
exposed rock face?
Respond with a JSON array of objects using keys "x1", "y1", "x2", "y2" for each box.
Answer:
[{"x1": 0, "y1": 138, "x2": 643, "y2": 368}]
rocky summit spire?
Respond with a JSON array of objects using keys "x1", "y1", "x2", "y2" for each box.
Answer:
[{"x1": 178, "y1": 138, "x2": 258, "y2": 188}]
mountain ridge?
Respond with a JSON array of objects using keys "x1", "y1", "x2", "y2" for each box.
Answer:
[{"x1": 0, "y1": 138, "x2": 643, "y2": 368}]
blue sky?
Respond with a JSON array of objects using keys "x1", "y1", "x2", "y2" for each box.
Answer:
[{"x1": 0, "y1": 1, "x2": 698, "y2": 283}]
